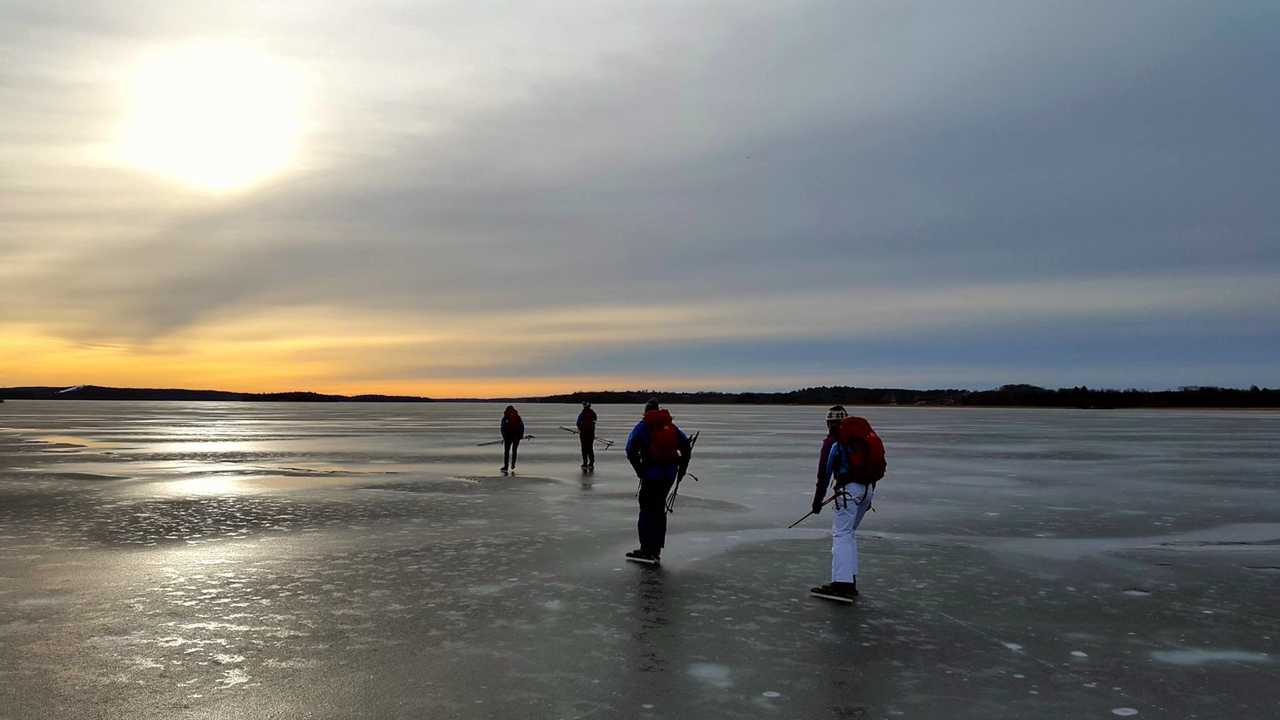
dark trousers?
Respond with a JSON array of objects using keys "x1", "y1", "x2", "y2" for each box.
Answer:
[
  {"x1": 637, "y1": 465, "x2": 677, "y2": 554},
  {"x1": 503, "y1": 438, "x2": 520, "y2": 468},
  {"x1": 580, "y1": 435, "x2": 595, "y2": 466}
]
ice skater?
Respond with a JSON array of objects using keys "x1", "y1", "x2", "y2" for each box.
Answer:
[
  {"x1": 500, "y1": 405, "x2": 525, "y2": 474},
  {"x1": 809, "y1": 406, "x2": 886, "y2": 602},
  {"x1": 624, "y1": 399, "x2": 692, "y2": 565},
  {"x1": 576, "y1": 401, "x2": 597, "y2": 470}
]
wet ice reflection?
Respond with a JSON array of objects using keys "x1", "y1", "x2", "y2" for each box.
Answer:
[{"x1": 1, "y1": 401, "x2": 1278, "y2": 718}]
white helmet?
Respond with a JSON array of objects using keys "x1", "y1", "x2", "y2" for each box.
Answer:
[{"x1": 826, "y1": 406, "x2": 847, "y2": 423}]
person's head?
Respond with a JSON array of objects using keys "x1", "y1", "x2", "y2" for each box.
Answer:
[
  {"x1": 644, "y1": 398, "x2": 660, "y2": 413},
  {"x1": 582, "y1": 401, "x2": 591, "y2": 409},
  {"x1": 505, "y1": 405, "x2": 516, "y2": 414},
  {"x1": 825, "y1": 405, "x2": 847, "y2": 433}
]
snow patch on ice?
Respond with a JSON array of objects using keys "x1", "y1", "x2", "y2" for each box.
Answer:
[
  {"x1": 1070, "y1": 650, "x2": 1089, "y2": 658},
  {"x1": 217, "y1": 668, "x2": 250, "y2": 687},
  {"x1": 687, "y1": 662, "x2": 733, "y2": 688},
  {"x1": 265, "y1": 658, "x2": 316, "y2": 669},
  {"x1": 1150, "y1": 649, "x2": 1271, "y2": 666}
]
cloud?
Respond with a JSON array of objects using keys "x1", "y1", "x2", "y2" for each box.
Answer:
[{"x1": 2, "y1": 1, "x2": 1278, "y2": 390}]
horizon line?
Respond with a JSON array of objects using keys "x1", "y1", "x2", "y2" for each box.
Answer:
[{"x1": 2, "y1": 381, "x2": 1274, "y2": 402}]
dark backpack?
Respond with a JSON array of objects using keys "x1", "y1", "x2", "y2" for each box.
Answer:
[
  {"x1": 644, "y1": 409, "x2": 681, "y2": 464},
  {"x1": 835, "y1": 416, "x2": 886, "y2": 484},
  {"x1": 503, "y1": 409, "x2": 524, "y2": 438}
]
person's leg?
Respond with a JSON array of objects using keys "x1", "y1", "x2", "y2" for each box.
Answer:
[
  {"x1": 637, "y1": 476, "x2": 659, "y2": 552},
  {"x1": 831, "y1": 488, "x2": 857, "y2": 583},
  {"x1": 510, "y1": 439, "x2": 519, "y2": 469},
  {"x1": 846, "y1": 484, "x2": 874, "y2": 576},
  {"x1": 503, "y1": 440, "x2": 511, "y2": 470},
  {"x1": 586, "y1": 439, "x2": 595, "y2": 467},
  {"x1": 636, "y1": 469, "x2": 675, "y2": 555},
  {"x1": 580, "y1": 437, "x2": 590, "y2": 466}
]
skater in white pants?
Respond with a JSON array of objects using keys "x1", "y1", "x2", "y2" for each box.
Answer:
[{"x1": 809, "y1": 407, "x2": 885, "y2": 602}]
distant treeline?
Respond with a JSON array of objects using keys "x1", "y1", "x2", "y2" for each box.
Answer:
[
  {"x1": 534, "y1": 387, "x2": 963, "y2": 406},
  {"x1": 0, "y1": 385, "x2": 432, "y2": 402},
  {"x1": 536, "y1": 384, "x2": 1280, "y2": 409},
  {"x1": 960, "y1": 384, "x2": 1280, "y2": 409},
  {"x1": 2, "y1": 383, "x2": 1278, "y2": 408}
]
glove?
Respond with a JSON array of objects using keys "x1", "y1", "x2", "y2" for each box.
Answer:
[{"x1": 812, "y1": 499, "x2": 823, "y2": 515}]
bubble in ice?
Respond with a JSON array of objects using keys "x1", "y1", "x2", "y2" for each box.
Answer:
[
  {"x1": 762, "y1": 691, "x2": 782, "y2": 698},
  {"x1": 1070, "y1": 650, "x2": 1089, "y2": 658},
  {"x1": 1111, "y1": 709, "x2": 1138, "y2": 717}
]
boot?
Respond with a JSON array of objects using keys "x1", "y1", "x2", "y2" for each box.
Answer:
[{"x1": 810, "y1": 580, "x2": 857, "y2": 603}]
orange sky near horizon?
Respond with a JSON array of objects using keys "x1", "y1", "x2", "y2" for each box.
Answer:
[{"x1": 0, "y1": 325, "x2": 788, "y2": 398}]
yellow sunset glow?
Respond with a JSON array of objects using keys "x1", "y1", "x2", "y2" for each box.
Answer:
[
  {"x1": 115, "y1": 42, "x2": 306, "y2": 192},
  {"x1": 0, "y1": 319, "x2": 744, "y2": 399}
]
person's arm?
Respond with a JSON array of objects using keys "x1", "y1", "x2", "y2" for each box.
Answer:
[
  {"x1": 625, "y1": 423, "x2": 645, "y2": 476},
  {"x1": 813, "y1": 441, "x2": 837, "y2": 513},
  {"x1": 501, "y1": 416, "x2": 509, "y2": 437},
  {"x1": 818, "y1": 437, "x2": 834, "y2": 480}
]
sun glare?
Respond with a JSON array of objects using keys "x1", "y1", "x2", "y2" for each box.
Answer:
[{"x1": 116, "y1": 42, "x2": 306, "y2": 192}]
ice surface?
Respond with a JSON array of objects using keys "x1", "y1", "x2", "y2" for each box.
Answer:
[
  {"x1": 2, "y1": 401, "x2": 1279, "y2": 718},
  {"x1": 1150, "y1": 649, "x2": 1271, "y2": 666}
]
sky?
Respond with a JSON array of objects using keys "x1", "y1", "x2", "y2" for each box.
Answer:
[{"x1": 2, "y1": 0, "x2": 1278, "y2": 396}]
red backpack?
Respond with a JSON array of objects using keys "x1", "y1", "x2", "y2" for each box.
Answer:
[
  {"x1": 504, "y1": 408, "x2": 524, "y2": 436},
  {"x1": 644, "y1": 409, "x2": 681, "y2": 464},
  {"x1": 836, "y1": 416, "x2": 887, "y2": 484}
]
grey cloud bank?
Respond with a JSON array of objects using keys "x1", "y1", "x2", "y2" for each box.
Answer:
[{"x1": 2, "y1": 0, "x2": 1278, "y2": 389}]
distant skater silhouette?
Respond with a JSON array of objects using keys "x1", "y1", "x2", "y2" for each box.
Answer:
[
  {"x1": 576, "y1": 401, "x2": 597, "y2": 469},
  {"x1": 500, "y1": 405, "x2": 525, "y2": 474}
]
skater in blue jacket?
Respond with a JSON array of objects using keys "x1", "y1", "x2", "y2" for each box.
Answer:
[{"x1": 623, "y1": 399, "x2": 691, "y2": 565}]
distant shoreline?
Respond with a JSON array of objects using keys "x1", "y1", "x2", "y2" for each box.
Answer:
[{"x1": 2, "y1": 384, "x2": 1278, "y2": 409}]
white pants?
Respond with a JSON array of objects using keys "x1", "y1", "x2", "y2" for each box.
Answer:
[{"x1": 831, "y1": 483, "x2": 874, "y2": 582}]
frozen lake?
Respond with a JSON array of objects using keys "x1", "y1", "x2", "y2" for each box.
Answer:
[{"x1": 2, "y1": 401, "x2": 1278, "y2": 718}]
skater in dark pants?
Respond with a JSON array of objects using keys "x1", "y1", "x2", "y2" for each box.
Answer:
[
  {"x1": 624, "y1": 399, "x2": 692, "y2": 565},
  {"x1": 500, "y1": 405, "x2": 525, "y2": 474},
  {"x1": 576, "y1": 401, "x2": 597, "y2": 469}
]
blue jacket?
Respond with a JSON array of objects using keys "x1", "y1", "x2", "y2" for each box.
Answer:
[{"x1": 816, "y1": 439, "x2": 867, "y2": 500}]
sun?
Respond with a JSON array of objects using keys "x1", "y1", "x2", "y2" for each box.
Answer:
[{"x1": 116, "y1": 42, "x2": 307, "y2": 193}]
